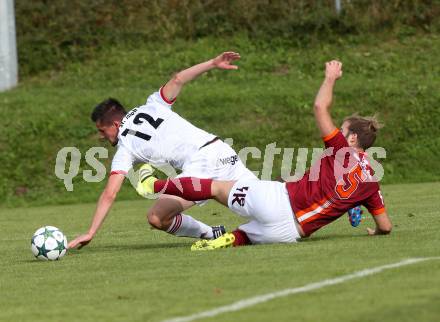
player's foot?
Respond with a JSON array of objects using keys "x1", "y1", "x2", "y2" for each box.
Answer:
[
  {"x1": 211, "y1": 225, "x2": 226, "y2": 239},
  {"x1": 136, "y1": 164, "x2": 158, "y2": 197},
  {"x1": 191, "y1": 232, "x2": 235, "y2": 251},
  {"x1": 200, "y1": 225, "x2": 226, "y2": 239},
  {"x1": 348, "y1": 206, "x2": 363, "y2": 227}
]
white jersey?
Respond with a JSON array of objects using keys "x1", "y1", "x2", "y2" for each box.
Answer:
[{"x1": 111, "y1": 88, "x2": 216, "y2": 174}]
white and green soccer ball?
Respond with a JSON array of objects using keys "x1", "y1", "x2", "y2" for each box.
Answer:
[{"x1": 31, "y1": 226, "x2": 68, "y2": 261}]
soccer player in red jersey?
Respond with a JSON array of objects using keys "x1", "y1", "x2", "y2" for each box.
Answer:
[{"x1": 136, "y1": 60, "x2": 392, "y2": 250}]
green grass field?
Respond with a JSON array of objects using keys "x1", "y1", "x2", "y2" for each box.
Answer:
[
  {"x1": 3, "y1": 4, "x2": 439, "y2": 321},
  {"x1": 1, "y1": 181, "x2": 439, "y2": 322}
]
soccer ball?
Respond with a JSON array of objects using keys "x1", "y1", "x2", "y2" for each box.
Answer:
[{"x1": 31, "y1": 226, "x2": 68, "y2": 261}]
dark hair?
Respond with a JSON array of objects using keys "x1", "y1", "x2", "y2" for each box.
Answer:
[
  {"x1": 91, "y1": 98, "x2": 126, "y2": 125},
  {"x1": 343, "y1": 114, "x2": 383, "y2": 150}
]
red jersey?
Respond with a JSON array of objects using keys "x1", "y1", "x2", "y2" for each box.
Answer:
[{"x1": 286, "y1": 129, "x2": 386, "y2": 236}]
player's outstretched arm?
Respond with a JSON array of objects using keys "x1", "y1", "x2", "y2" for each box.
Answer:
[
  {"x1": 313, "y1": 60, "x2": 343, "y2": 137},
  {"x1": 162, "y1": 51, "x2": 241, "y2": 102},
  {"x1": 68, "y1": 174, "x2": 125, "y2": 249},
  {"x1": 367, "y1": 212, "x2": 392, "y2": 236}
]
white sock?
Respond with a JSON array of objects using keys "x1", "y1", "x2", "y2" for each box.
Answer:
[{"x1": 166, "y1": 213, "x2": 213, "y2": 239}]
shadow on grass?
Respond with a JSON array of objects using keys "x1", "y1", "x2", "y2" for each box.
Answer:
[
  {"x1": 68, "y1": 242, "x2": 192, "y2": 254},
  {"x1": 300, "y1": 233, "x2": 369, "y2": 242},
  {"x1": 22, "y1": 259, "x2": 53, "y2": 264},
  {"x1": 22, "y1": 235, "x2": 370, "y2": 263},
  {"x1": 20, "y1": 242, "x2": 191, "y2": 263}
]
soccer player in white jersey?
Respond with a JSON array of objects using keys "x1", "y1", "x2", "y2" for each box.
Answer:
[{"x1": 68, "y1": 52, "x2": 256, "y2": 249}]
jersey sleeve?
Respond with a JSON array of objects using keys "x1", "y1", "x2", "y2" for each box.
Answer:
[
  {"x1": 363, "y1": 189, "x2": 386, "y2": 216},
  {"x1": 110, "y1": 146, "x2": 135, "y2": 176},
  {"x1": 145, "y1": 88, "x2": 176, "y2": 109},
  {"x1": 323, "y1": 129, "x2": 349, "y2": 152}
]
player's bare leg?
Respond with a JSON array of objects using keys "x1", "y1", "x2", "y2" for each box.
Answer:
[
  {"x1": 147, "y1": 194, "x2": 225, "y2": 239},
  {"x1": 136, "y1": 172, "x2": 250, "y2": 249},
  {"x1": 139, "y1": 165, "x2": 226, "y2": 239},
  {"x1": 209, "y1": 180, "x2": 235, "y2": 206},
  {"x1": 147, "y1": 194, "x2": 193, "y2": 228}
]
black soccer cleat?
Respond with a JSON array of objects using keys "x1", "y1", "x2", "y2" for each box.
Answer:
[{"x1": 211, "y1": 225, "x2": 226, "y2": 239}]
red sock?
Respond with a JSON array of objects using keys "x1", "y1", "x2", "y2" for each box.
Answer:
[
  {"x1": 232, "y1": 229, "x2": 251, "y2": 247},
  {"x1": 154, "y1": 177, "x2": 213, "y2": 201}
]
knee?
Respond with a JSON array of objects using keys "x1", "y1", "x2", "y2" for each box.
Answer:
[{"x1": 147, "y1": 210, "x2": 166, "y2": 230}]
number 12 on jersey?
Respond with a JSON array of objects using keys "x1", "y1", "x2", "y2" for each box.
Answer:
[{"x1": 121, "y1": 112, "x2": 164, "y2": 142}]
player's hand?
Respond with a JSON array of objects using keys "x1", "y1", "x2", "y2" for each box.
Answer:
[
  {"x1": 68, "y1": 233, "x2": 94, "y2": 249},
  {"x1": 366, "y1": 227, "x2": 376, "y2": 236},
  {"x1": 212, "y1": 52, "x2": 240, "y2": 70},
  {"x1": 325, "y1": 60, "x2": 342, "y2": 81}
]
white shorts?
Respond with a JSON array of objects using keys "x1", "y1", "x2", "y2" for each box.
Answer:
[
  {"x1": 227, "y1": 179, "x2": 301, "y2": 244},
  {"x1": 178, "y1": 140, "x2": 257, "y2": 204}
]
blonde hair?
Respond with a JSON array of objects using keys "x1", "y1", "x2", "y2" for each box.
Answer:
[{"x1": 343, "y1": 113, "x2": 383, "y2": 149}]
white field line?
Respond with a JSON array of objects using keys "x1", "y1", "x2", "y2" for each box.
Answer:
[{"x1": 163, "y1": 257, "x2": 440, "y2": 322}]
